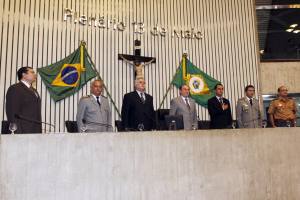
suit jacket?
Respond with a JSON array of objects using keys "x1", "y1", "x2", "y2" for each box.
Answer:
[
  {"x1": 6, "y1": 82, "x2": 42, "y2": 133},
  {"x1": 121, "y1": 91, "x2": 155, "y2": 131},
  {"x1": 169, "y1": 96, "x2": 198, "y2": 130},
  {"x1": 236, "y1": 97, "x2": 262, "y2": 128},
  {"x1": 207, "y1": 96, "x2": 232, "y2": 129},
  {"x1": 76, "y1": 95, "x2": 112, "y2": 132}
]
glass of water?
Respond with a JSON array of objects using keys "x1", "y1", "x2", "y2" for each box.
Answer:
[
  {"x1": 9, "y1": 123, "x2": 17, "y2": 134},
  {"x1": 169, "y1": 120, "x2": 177, "y2": 130},
  {"x1": 192, "y1": 124, "x2": 197, "y2": 130},
  {"x1": 137, "y1": 123, "x2": 144, "y2": 131},
  {"x1": 262, "y1": 121, "x2": 267, "y2": 128},
  {"x1": 81, "y1": 124, "x2": 87, "y2": 133}
]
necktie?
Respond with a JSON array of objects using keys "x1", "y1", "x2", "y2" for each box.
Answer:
[
  {"x1": 185, "y1": 98, "x2": 191, "y2": 110},
  {"x1": 219, "y1": 97, "x2": 223, "y2": 105},
  {"x1": 140, "y1": 93, "x2": 145, "y2": 104},
  {"x1": 96, "y1": 96, "x2": 101, "y2": 106},
  {"x1": 249, "y1": 98, "x2": 253, "y2": 106},
  {"x1": 30, "y1": 86, "x2": 38, "y2": 97}
]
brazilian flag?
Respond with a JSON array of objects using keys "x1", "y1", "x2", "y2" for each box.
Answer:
[
  {"x1": 38, "y1": 43, "x2": 97, "y2": 101},
  {"x1": 172, "y1": 54, "x2": 221, "y2": 108}
]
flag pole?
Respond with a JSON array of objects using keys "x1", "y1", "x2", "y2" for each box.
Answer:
[
  {"x1": 158, "y1": 53, "x2": 187, "y2": 109},
  {"x1": 158, "y1": 80, "x2": 174, "y2": 109},
  {"x1": 81, "y1": 41, "x2": 122, "y2": 118}
]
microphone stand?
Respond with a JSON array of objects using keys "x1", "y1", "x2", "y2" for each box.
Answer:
[{"x1": 15, "y1": 114, "x2": 55, "y2": 132}]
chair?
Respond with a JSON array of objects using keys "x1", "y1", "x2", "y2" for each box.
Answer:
[
  {"x1": 265, "y1": 107, "x2": 272, "y2": 127},
  {"x1": 165, "y1": 115, "x2": 184, "y2": 130},
  {"x1": 232, "y1": 120, "x2": 238, "y2": 129},
  {"x1": 65, "y1": 121, "x2": 78, "y2": 133},
  {"x1": 155, "y1": 109, "x2": 170, "y2": 130},
  {"x1": 1, "y1": 120, "x2": 10, "y2": 134},
  {"x1": 115, "y1": 120, "x2": 124, "y2": 132},
  {"x1": 197, "y1": 120, "x2": 210, "y2": 129}
]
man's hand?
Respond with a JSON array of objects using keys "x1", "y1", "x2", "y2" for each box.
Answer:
[{"x1": 222, "y1": 103, "x2": 229, "y2": 110}]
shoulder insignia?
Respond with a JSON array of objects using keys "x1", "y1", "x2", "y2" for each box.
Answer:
[
  {"x1": 271, "y1": 98, "x2": 278, "y2": 102},
  {"x1": 81, "y1": 95, "x2": 91, "y2": 99}
]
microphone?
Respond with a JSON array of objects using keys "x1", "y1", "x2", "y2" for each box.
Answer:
[
  {"x1": 15, "y1": 114, "x2": 55, "y2": 129},
  {"x1": 82, "y1": 119, "x2": 112, "y2": 128},
  {"x1": 124, "y1": 127, "x2": 138, "y2": 131}
]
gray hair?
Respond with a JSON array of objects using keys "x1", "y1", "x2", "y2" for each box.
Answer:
[{"x1": 90, "y1": 79, "x2": 103, "y2": 88}]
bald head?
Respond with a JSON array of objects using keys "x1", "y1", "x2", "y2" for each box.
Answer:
[{"x1": 277, "y1": 85, "x2": 288, "y2": 98}]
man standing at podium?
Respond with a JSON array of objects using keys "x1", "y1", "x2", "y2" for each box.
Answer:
[
  {"x1": 76, "y1": 80, "x2": 112, "y2": 132},
  {"x1": 169, "y1": 84, "x2": 198, "y2": 130},
  {"x1": 121, "y1": 78, "x2": 155, "y2": 131},
  {"x1": 208, "y1": 83, "x2": 232, "y2": 129},
  {"x1": 6, "y1": 67, "x2": 42, "y2": 133}
]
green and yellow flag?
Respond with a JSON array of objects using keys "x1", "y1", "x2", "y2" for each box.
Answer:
[
  {"x1": 172, "y1": 54, "x2": 221, "y2": 108},
  {"x1": 38, "y1": 43, "x2": 97, "y2": 101}
]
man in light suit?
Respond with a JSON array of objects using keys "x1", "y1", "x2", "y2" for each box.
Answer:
[
  {"x1": 236, "y1": 85, "x2": 262, "y2": 128},
  {"x1": 169, "y1": 84, "x2": 198, "y2": 130},
  {"x1": 76, "y1": 80, "x2": 112, "y2": 132}
]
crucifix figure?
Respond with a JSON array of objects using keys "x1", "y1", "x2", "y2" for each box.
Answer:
[{"x1": 118, "y1": 40, "x2": 156, "y2": 80}]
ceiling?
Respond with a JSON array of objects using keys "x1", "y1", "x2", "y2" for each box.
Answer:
[{"x1": 256, "y1": 0, "x2": 300, "y2": 60}]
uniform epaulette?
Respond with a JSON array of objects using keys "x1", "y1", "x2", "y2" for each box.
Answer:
[{"x1": 81, "y1": 95, "x2": 91, "y2": 99}]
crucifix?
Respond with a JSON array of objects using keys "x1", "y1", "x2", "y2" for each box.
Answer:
[{"x1": 118, "y1": 40, "x2": 156, "y2": 80}]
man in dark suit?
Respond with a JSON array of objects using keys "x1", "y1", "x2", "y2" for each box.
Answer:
[
  {"x1": 121, "y1": 78, "x2": 155, "y2": 131},
  {"x1": 208, "y1": 83, "x2": 232, "y2": 129},
  {"x1": 6, "y1": 67, "x2": 42, "y2": 133}
]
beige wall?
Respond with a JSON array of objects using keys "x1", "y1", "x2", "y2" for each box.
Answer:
[
  {"x1": 1, "y1": 129, "x2": 300, "y2": 200},
  {"x1": 260, "y1": 61, "x2": 300, "y2": 94}
]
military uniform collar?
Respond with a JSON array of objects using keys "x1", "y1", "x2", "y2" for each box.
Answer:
[
  {"x1": 278, "y1": 96, "x2": 289, "y2": 102},
  {"x1": 245, "y1": 96, "x2": 254, "y2": 102},
  {"x1": 91, "y1": 94, "x2": 101, "y2": 103}
]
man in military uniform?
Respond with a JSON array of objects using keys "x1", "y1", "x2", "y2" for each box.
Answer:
[
  {"x1": 76, "y1": 80, "x2": 112, "y2": 132},
  {"x1": 268, "y1": 86, "x2": 297, "y2": 127},
  {"x1": 236, "y1": 85, "x2": 262, "y2": 128}
]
